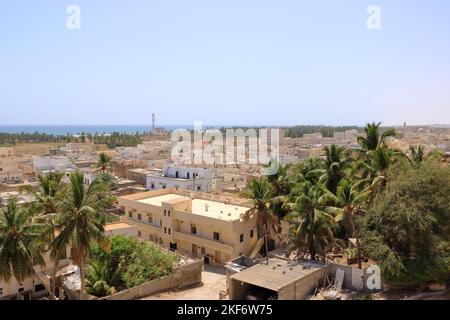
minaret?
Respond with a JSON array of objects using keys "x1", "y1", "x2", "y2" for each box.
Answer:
[{"x1": 152, "y1": 113, "x2": 156, "y2": 132}]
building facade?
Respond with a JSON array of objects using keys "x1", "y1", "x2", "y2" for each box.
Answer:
[
  {"x1": 146, "y1": 165, "x2": 216, "y2": 192},
  {"x1": 118, "y1": 189, "x2": 258, "y2": 264}
]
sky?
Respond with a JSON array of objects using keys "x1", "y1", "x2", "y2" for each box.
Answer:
[{"x1": 1, "y1": 0, "x2": 450, "y2": 127}]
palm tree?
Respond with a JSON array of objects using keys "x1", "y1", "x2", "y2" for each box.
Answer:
[
  {"x1": 51, "y1": 172, "x2": 115, "y2": 299},
  {"x1": 284, "y1": 182, "x2": 336, "y2": 262},
  {"x1": 23, "y1": 172, "x2": 64, "y2": 298},
  {"x1": 307, "y1": 145, "x2": 352, "y2": 194},
  {"x1": 85, "y1": 259, "x2": 121, "y2": 297},
  {"x1": 324, "y1": 179, "x2": 371, "y2": 268},
  {"x1": 357, "y1": 122, "x2": 396, "y2": 152},
  {"x1": 96, "y1": 152, "x2": 113, "y2": 174},
  {"x1": 242, "y1": 178, "x2": 280, "y2": 263},
  {"x1": 408, "y1": 145, "x2": 426, "y2": 166},
  {"x1": 0, "y1": 199, "x2": 45, "y2": 284}
]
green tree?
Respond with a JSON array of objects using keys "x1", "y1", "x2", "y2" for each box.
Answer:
[
  {"x1": 307, "y1": 145, "x2": 352, "y2": 194},
  {"x1": 24, "y1": 172, "x2": 65, "y2": 298},
  {"x1": 242, "y1": 178, "x2": 280, "y2": 263},
  {"x1": 356, "y1": 122, "x2": 396, "y2": 152},
  {"x1": 284, "y1": 182, "x2": 336, "y2": 262},
  {"x1": 0, "y1": 199, "x2": 45, "y2": 283},
  {"x1": 96, "y1": 152, "x2": 113, "y2": 174},
  {"x1": 359, "y1": 160, "x2": 450, "y2": 286},
  {"x1": 51, "y1": 172, "x2": 115, "y2": 299}
]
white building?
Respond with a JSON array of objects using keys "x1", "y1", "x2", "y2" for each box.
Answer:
[
  {"x1": 116, "y1": 141, "x2": 171, "y2": 161},
  {"x1": 146, "y1": 165, "x2": 216, "y2": 192},
  {"x1": 32, "y1": 156, "x2": 74, "y2": 176}
]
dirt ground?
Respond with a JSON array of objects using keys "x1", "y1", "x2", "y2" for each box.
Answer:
[
  {"x1": 141, "y1": 265, "x2": 227, "y2": 300},
  {"x1": 12, "y1": 143, "x2": 65, "y2": 156}
]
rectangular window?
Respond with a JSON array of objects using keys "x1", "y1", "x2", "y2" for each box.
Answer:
[
  {"x1": 164, "y1": 209, "x2": 166, "y2": 216},
  {"x1": 213, "y1": 232, "x2": 220, "y2": 241},
  {"x1": 168, "y1": 228, "x2": 171, "y2": 235},
  {"x1": 168, "y1": 210, "x2": 171, "y2": 217},
  {"x1": 148, "y1": 216, "x2": 153, "y2": 223},
  {"x1": 240, "y1": 234, "x2": 244, "y2": 243},
  {"x1": 278, "y1": 226, "x2": 282, "y2": 233},
  {"x1": 160, "y1": 219, "x2": 162, "y2": 227},
  {"x1": 201, "y1": 247, "x2": 206, "y2": 254},
  {"x1": 250, "y1": 229, "x2": 254, "y2": 238},
  {"x1": 138, "y1": 231, "x2": 141, "y2": 237},
  {"x1": 137, "y1": 213, "x2": 142, "y2": 220},
  {"x1": 164, "y1": 227, "x2": 167, "y2": 234},
  {"x1": 128, "y1": 211, "x2": 132, "y2": 218},
  {"x1": 191, "y1": 225, "x2": 197, "y2": 235}
]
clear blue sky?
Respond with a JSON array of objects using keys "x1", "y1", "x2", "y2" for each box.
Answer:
[{"x1": 1, "y1": 0, "x2": 450, "y2": 126}]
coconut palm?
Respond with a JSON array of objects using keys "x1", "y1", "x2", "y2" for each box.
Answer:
[
  {"x1": 85, "y1": 258, "x2": 121, "y2": 297},
  {"x1": 307, "y1": 145, "x2": 352, "y2": 194},
  {"x1": 242, "y1": 178, "x2": 280, "y2": 263},
  {"x1": 51, "y1": 172, "x2": 115, "y2": 299},
  {"x1": 96, "y1": 152, "x2": 113, "y2": 174},
  {"x1": 284, "y1": 182, "x2": 336, "y2": 262},
  {"x1": 0, "y1": 198, "x2": 45, "y2": 283},
  {"x1": 357, "y1": 122, "x2": 396, "y2": 152},
  {"x1": 22, "y1": 172, "x2": 64, "y2": 298}
]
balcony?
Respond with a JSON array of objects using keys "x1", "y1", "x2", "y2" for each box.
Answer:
[
  {"x1": 124, "y1": 216, "x2": 162, "y2": 232},
  {"x1": 172, "y1": 230, "x2": 233, "y2": 253}
]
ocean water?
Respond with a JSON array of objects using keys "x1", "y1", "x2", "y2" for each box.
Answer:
[{"x1": 0, "y1": 125, "x2": 194, "y2": 135}]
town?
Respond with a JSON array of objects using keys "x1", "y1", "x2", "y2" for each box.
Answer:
[{"x1": 0, "y1": 119, "x2": 449, "y2": 301}]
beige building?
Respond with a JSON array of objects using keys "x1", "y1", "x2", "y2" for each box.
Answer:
[{"x1": 118, "y1": 189, "x2": 259, "y2": 264}]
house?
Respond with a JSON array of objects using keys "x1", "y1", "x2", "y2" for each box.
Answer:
[
  {"x1": 146, "y1": 165, "x2": 216, "y2": 192},
  {"x1": 118, "y1": 188, "x2": 259, "y2": 264}
]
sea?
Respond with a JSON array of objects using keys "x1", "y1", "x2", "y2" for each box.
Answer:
[{"x1": 0, "y1": 125, "x2": 195, "y2": 135}]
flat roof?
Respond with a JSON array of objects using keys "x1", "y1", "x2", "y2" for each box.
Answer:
[
  {"x1": 136, "y1": 193, "x2": 248, "y2": 221},
  {"x1": 229, "y1": 258, "x2": 326, "y2": 291},
  {"x1": 138, "y1": 193, "x2": 191, "y2": 206},
  {"x1": 104, "y1": 222, "x2": 135, "y2": 231}
]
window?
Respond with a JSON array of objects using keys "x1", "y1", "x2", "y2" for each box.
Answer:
[
  {"x1": 160, "y1": 219, "x2": 162, "y2": 227},
  {"x1": 278, "y1": 226, "x2": 282, "y2": 233},
  {"x1": 197, "y1": 186, "x2": 201, "y2": 191},
  {"x1": 250, "y1": 229, "x2": 254, "y2": 238},
  {"x1": 0, "y1": 288, "x2": 3, "y2": 296},
  {"x1": 148, "y1": 216, "x2": 153, "y2": 223},
  {"x1": 168, "y1": 228, "x2": 171, "y2": 235},
  {"x1": 168, "y1": 210, "x2": 171, "y2": 217},
  {"x1": 240, "y1": 234, "x2": 244, "y2": 243},
  {"x1": 128, "y1": 211, "x2": 132, "y2": 218},
  {"x1": 164, "y1": 227, "x2": 167, "y2": 234},
  {"x1": 213, "y1": 232, "x2": 220, "y2": 241},
  {"x1": 34, "y1": 284, "x2": 45, "y2": 292},
  {"x1": 138, "y1": 231, "x2": 141, "y2": 237},
  {"x1": 191, "y1": 225, "x2": 197, "y2": 235},
  {"x1": 164, "y1": 209, "x2": 167, "y2": 215},
  {"x1": 137, "y1": 213, "x2": 142, "y2": 220},
  {"x1": 151, "y1": 183, "x2": 155, "y2": 189},
  {"x1": 201, "y1": 247, "x2": 206, "y2": 254}
]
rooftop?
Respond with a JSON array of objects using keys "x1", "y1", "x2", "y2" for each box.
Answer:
[
  {"x1": 135, "y1": 192, "x2": 249, "y2": 221},
  {"x1": 104, "y1": 222, "x2": 135, "y2": 231},
  {"x1": 229, "y1": 258, "x2": 326, "y2": 291}
]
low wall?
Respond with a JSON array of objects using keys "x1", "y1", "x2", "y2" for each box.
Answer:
[{"x1": 99, "y1": 260, "x2": 203, "y2": 300}]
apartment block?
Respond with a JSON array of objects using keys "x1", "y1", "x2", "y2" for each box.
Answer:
[
  {"x1": 146, "y1": 165, "x2": 216, "y2": 192},
  {"x1": 118, "y1": 189, "x2": 258, "y2": 264}
]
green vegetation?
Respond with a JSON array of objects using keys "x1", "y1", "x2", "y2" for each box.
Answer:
[
  {"x1": 244, "y1": 122, "x2": 450, "y2": 287},
  {"x1": 0, "y1": 171, "x2": 116, "y2": 300},
  {"x1": 88, "y1": 235, "x2": 177, "y2": 297},
  {"x1": 359, "y1": 160, "x2": 450, "y2": 286},
  {"x1": 284, "y1": 125, "x2": 361, "y2": 138},
  {"x1": 0, "y1": 131, "x2": 143, "y2": 148}
]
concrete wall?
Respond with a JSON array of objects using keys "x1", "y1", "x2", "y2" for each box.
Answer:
[
  {"x1": 278, "y1": 265, "x2": 331, "y2": 300},
  {"x1": 98, "y1": 260, "x2": 203, "y2": 300}
]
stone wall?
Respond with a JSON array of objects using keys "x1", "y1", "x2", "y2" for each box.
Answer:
[{"x1": 98, "y1": 260, "x2": 203, "y2": 300}]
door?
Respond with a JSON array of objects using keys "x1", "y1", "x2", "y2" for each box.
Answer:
[
  {"x1": 192, "y1": 244, "x2": 198, "y2": 257},
  {"x1": 215, "y1": 250, "x2": 221, "y2": 263}
]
